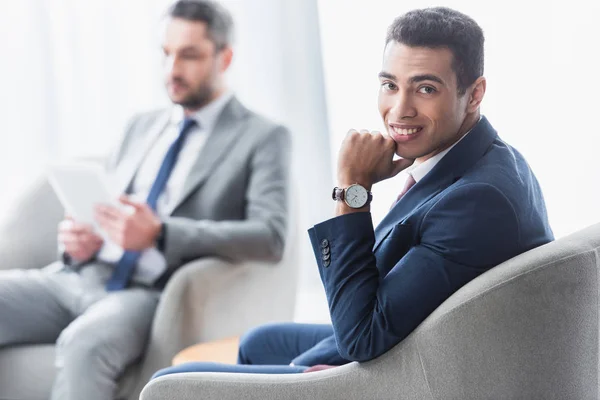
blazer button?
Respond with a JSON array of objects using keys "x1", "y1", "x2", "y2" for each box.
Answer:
[
  {"x1": 320, "y1": 239, "x2": 329, "y2": 248},
  {"x1": 322, "y1": 252, "x2": 331, "y2": 261},
  {"x1": 321, "y1": 246, "x2": 330, "y2": 256},
  {"x1": 323, "y1": 259, "x2": 331, "y2": 268}
]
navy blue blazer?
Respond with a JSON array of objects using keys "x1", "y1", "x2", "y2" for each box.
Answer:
[{"x1": 294, "y1": 116, "x2": 554, "y2": 366}]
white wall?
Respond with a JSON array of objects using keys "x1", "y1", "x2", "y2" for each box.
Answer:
[{"x1": 317, "y1": 0, "x2": 600, "y2": 237}]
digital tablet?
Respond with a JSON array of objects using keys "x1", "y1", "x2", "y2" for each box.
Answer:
[{"x1": 48, "y1": 162, "x2": 117, "y2": 228}]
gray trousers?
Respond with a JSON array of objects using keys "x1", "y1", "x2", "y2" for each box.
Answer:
[{"x1": 0, "y1": 262, "x2": 160, "y2": 400}]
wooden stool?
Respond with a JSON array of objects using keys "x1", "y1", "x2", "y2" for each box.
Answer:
[{"x1": 172, "y1": 336, "x2": 240, "y2": 366}]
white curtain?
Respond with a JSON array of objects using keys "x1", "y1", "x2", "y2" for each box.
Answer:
[
  {"x1": 317, "y1": 0, "x2": 600, "y2": 238},
  {"x1": 0, "y1": 0, "x2": 171, "y2": 211},
  {"x1": 0, "y1": 0, "x2": 333, "y2": 321}
]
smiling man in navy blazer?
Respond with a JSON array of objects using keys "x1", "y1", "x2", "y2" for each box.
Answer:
[{"x1": 153, "y1": 7, "x2": 554, "y2": 377}]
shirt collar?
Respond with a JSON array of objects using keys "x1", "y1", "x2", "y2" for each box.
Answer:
[
  {"x1": 406, "y1": 117, "x2": 481, "y2": 183},
  {"x1": 170, "y1": 90, "x2": 234, "y2": 134}
]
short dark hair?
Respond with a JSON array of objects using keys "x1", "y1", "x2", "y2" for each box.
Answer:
[
  {"x1": 386, "y1": 7, "x2": 484, "y2": 94},
  {"x1": 168, "y1": 0, "x2": 234, "y2": 50}
]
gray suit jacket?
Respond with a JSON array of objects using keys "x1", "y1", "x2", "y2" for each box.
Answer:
[{"x1": 103, "y1": 96, "x2": 291, "y2": 286}]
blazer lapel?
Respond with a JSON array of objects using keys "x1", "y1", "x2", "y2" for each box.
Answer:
[
  {"x1": 373, "y1": 178, "x2": 448, "y2": 252},
  {"x1": 115, "y1": 111, "x2": 171, "y2": 195},
  {"x1": 168, "y1": 97, "x2": 248, "y2": 214},
  {"x1": 373, "y1": 116, "x2": 498, "y2": 251}
]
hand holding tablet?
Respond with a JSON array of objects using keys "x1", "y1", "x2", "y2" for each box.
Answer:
[{"x1": 48, "y1": 162, "x2": 120, "y2": 232}]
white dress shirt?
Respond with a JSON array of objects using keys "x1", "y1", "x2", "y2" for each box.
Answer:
[
  {"x1": 404, "y1": 119, "x2": 479, "y2": 184},
  {"x1": 97, "y1": 91, "x2": 234, "y2": 285}
]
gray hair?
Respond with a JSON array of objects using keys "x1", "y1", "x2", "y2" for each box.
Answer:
[{"x1": 168, "y1": 0, "x2": 234, "y2": 50}]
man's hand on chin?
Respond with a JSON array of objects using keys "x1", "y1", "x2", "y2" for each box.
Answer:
[
  {"x1": 94, "y1": 196, "x2": 162, "y2": 251},
  {"x1": 336, "y1": 129, "x2": 414, "y2": 215}
]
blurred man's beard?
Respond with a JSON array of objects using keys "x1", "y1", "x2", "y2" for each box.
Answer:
[{"x1": 171, "y1": 82, "x2": 213, "y2": 109}]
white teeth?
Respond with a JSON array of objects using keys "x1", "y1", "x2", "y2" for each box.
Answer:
[{"x1": 393, "y1": 127, "x2": 420, "y2": 135}]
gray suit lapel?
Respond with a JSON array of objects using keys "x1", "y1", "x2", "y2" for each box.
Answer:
[
  {"x1": 168, "y1": 97, "x2": 248, "y2": 214},
  {"x1": 115, "y1": 110, "x2": 171, "y2": 195}
]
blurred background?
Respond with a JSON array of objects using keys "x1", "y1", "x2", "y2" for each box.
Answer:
[{"x1": 0, "y1": 0, "x2": 598, "y2": 322}]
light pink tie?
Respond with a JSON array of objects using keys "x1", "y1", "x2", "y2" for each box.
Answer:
[{"x1": 391, "y1": 174, "x2": 416, "y2": 209}]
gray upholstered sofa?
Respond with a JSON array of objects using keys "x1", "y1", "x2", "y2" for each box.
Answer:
[
  {"x1": 0, "y1": 174, "x2": 299, "y2": 400},
  {"x1": 140, "y1": 222, "x2": 600, "y2": 400}
]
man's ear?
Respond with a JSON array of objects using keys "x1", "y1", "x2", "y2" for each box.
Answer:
[
  {"x1": 466, "y1": 76, "x2": 486, "y2": 113},
  {"x1": 219, "y1": 46, "x2": 233, "y2": 72}
]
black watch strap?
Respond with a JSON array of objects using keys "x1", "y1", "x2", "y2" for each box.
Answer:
[
  {"x1": 332, "y1": 187, "x2": 345, "y2": 201},
  {"x1": 156, "y1": 222, "x2": 167, "y2": 252}
]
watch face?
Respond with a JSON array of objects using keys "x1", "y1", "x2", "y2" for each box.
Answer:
[{"x1": 344, "y1": 184, "x2": 368, "y2": 208}]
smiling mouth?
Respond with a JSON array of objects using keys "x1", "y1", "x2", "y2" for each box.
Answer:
[{"x1": 389, "y1": 126, "x2": 423, "y2": 136}]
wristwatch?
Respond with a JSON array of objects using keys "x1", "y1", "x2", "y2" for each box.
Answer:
[{"x1": 332, "y1": 184, "x2": 373, "y2": 209}]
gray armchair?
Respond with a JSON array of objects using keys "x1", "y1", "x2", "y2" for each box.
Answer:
[
  {"x1": 141, "y1": 222, "x2": 600, "y2": 400},
  {"x1": 0, "y1": 174, "x2": 299, "y2": 400}
]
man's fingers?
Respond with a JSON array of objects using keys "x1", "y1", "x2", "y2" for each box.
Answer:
[
  {"x1": 64, "y1": 243, "x2": 82, "y2": 256},
  {"x1": 95, "y1": 204, "x2": 124, "y2": 222},
  {"x1": 58, "y1": 220, "x2": 94, "y2": 234},
  {"x1": 61, "y1": 232, "x2": 102, "y2": 249},
  {"x1": 79, "y1": 232, "x2": 103, "y2": 246},
  {"x1": 73, "y1": 223, "x2": 94, "y2": 233},
  {"x1": 59, "y1": 232, "x2": 79, "y2": 246},
  {"x1": 118, "y1": 195, "x2": 145, "y2": 210},
  {"x1": 60, "y1": 231, "x2": 97, "y2": 244},
  {"x1": 96, "y1": 216, "x2": 122, "y2": 235}
]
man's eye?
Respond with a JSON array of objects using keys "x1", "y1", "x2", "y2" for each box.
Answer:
[
  {"x1": 382, "y1": 82, "x2": 397, "y2": 91},
  {"x1": 418, "y1": 86, "x2": 436, "y2": 94}
]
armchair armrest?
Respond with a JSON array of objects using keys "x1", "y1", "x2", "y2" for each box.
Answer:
[
  {"x1": 140, "y1": 362, "x2": 405, "y2": 400},
  {"x1": 133, "y1": 255, "x2": 298, "y2": 398},
  {"x1": 0, "y1": 176, "x2": 63, "y2": 271}
]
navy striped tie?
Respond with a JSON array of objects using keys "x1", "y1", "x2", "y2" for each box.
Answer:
[{"x1": 105, "y1": 118, "x2": 197, "y2": 291}]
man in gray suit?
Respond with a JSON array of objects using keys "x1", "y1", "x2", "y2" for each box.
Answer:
[{"x1": 0, "y1": 1, "x2": 291, "y2": 399}]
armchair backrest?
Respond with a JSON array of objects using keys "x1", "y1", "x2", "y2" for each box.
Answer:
[
  {"x1": 369, "y1": 222, "x2": 600, "y2": 399},
  {"x1": 0, "y1": 175, "x2": 63, "y2": 271}
]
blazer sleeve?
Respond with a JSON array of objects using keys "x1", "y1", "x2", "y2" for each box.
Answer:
[
  {"x1": 308, "y1": 182, "x2": 520, "y2": 362},
  {"x1": 162, "y1": 125, "x2": 292, "y2": 267}
]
